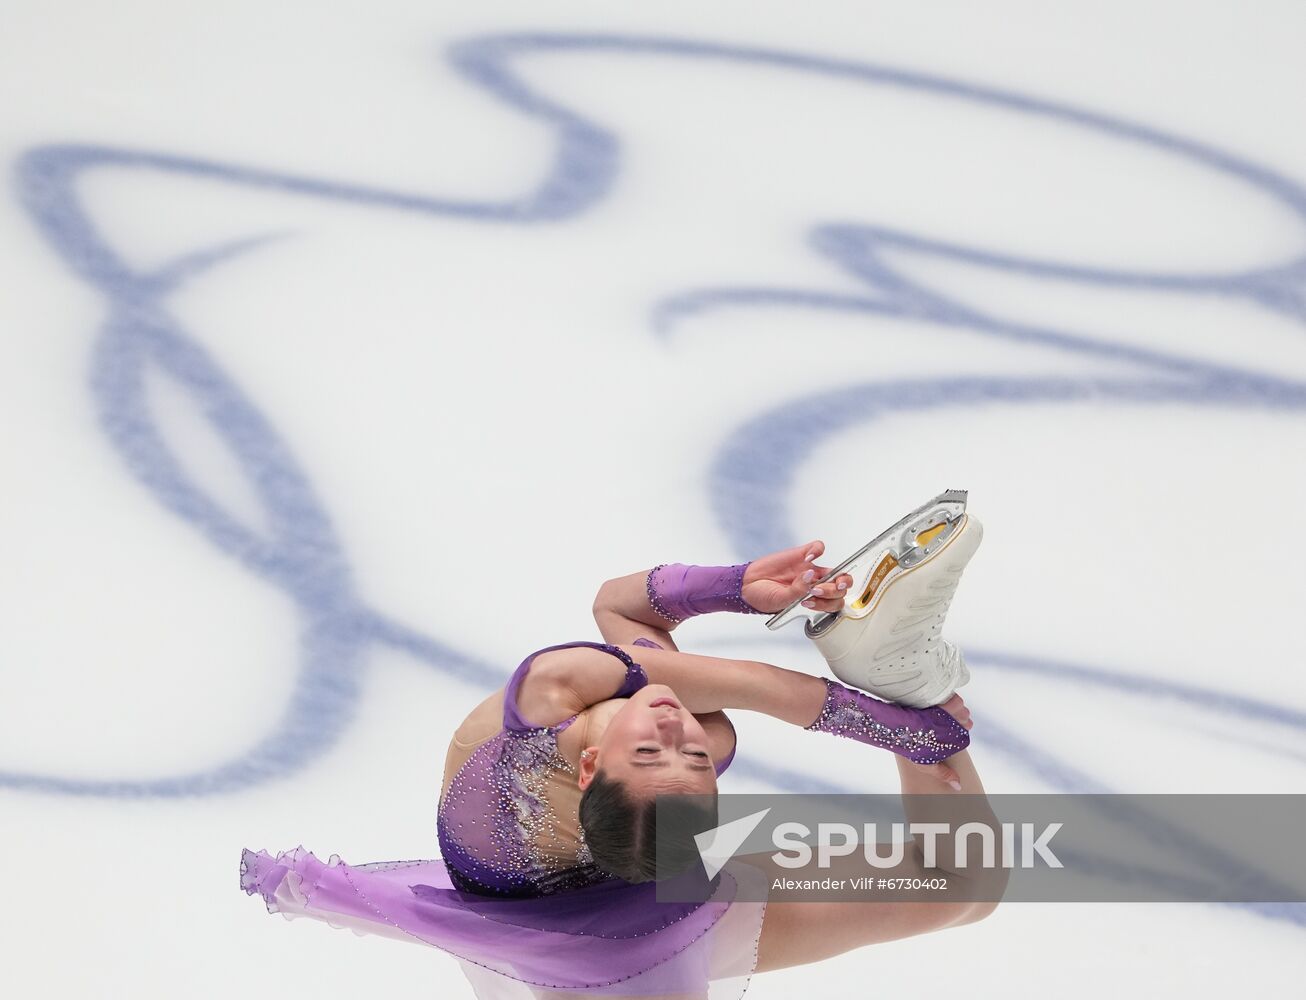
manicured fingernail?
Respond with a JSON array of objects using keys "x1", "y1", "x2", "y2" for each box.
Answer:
[
  {"x1": 802, "y1": 600, "x2": 816, "y2": 608},
  {"x1": 836, "y1": 581, "x2": 848, "y2": 591},
  {"x1": 805, "y1": 550, "x2": 817, "y2": 562},
  {"x1": 948, "y1": 780, "x2": 962, "y2": 792},
  {"x1": 809, "y1": 586, "x2": 824, "y2": 597},
  {"x1": 802, "y1": 569, "x2": 815, "y2": 583}
]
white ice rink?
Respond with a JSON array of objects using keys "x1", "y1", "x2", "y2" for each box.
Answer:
[{"x1": 4, "y1": 1, "x2": 1306, "y2": 996}]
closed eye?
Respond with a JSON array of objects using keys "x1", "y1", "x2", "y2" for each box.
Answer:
[{"x1": 637, "y1": 747, "x2": 709, "y2": 758}]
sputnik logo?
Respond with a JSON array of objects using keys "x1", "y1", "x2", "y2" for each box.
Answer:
[{"x1": 694, "y1": 807, "x2": 773, "y2": 878}]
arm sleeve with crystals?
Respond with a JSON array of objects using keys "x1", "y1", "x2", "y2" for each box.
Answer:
[
  {"x1": 803, "y1": 677, "x2": 970, "y2": 765},
  {"x1": 645, "y1": 563, "x2": 765, "y2": 625}
]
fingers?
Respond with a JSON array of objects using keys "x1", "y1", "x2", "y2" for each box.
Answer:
[
  {"x1": 913, "y1": 761, "x2": 963, "y2": 792},
  {"x1": 937, "y1": 763, "x2": 963, "y2": 792},
  {"x1": 938, "y1": 694, "x2": 973, "y2": 729},
  {"x1": 786, "y1": 540, "x2": 853, "y2": 613},
  {"x1": 800, "y1": 565, "x2": 854, "y2": 612}
]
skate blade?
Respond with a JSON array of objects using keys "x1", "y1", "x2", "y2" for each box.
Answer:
[{"x1": 765, "y1": 489, "x2": 968, "y2": 634}]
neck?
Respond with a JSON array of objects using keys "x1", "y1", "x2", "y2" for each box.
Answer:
[
  {"x1": 567, "y1": 699, "x2": 625, "y2": 767},
  {"x1": 583, "y1": 699, "x2": 624, "y2": 745}
]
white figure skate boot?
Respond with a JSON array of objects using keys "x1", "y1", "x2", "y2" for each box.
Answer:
[{"x1": 767, "y1": 490, "x2": 982, "y2": 708}]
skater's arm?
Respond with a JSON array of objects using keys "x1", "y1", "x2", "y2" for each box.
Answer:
[
  {"x1": 531, "y1": 643, "x2": 827, "y2": 724},
  {"x1": 592, "y1": 572, "x2": 680, "y2": 651},
  {"x1": 592, "y1": 546, "x2": 852, "y2": 651}
]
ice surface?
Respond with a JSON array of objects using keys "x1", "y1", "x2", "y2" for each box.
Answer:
[{"x1": 3, "y1": 1, "x2": 1305, "y2": 996}]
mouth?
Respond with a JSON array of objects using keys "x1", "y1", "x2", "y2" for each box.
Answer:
[{"x1": 648, "y1": 696, "x2": 681, "y2": 709}]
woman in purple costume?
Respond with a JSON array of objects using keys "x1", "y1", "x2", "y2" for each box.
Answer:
[{"x1": 240, "y1": 536, "x2": 997, "y2": 999}]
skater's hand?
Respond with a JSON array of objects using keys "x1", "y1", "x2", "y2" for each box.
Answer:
[
  {"x1": 937, "y1": 694, "x2": 972, "y2": 730},
  {"x1": 907, "y1": 694, "x2": 973, "y2": 791},
  {"x1": 742, "y1": 540, "x2": 855, "y2": 615}
]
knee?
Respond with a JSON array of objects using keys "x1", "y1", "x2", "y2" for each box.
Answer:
[
  {"x1": 957, "y1": 897, "x2": 1000, "y2": 926},
  {"x1": 955, "y1": 863, "x2": 1008, "y2": 927}
]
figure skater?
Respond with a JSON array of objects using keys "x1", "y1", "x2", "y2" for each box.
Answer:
[{"x1": 241, "y1": 493, "x2": 998, "y2": 999}]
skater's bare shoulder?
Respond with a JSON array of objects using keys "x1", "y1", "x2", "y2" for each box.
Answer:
[{"x1": 450, "y1": 689, "x2": 507, "y2": 747}]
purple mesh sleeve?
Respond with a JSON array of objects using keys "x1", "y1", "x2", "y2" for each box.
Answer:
[
  {"x1": 645, "y1": 563, "x2": 764, "y2": 624},
  {"x1": 804, "y1": 677, "x2": 970, "y2": 765}
]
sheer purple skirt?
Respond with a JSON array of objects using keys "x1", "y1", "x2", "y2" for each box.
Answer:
[{"x1": 240, "y1": 846, "x2": 769, "y2": 999}]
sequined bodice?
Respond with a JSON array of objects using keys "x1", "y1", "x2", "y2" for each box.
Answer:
[
  {"x1": 436, "y1": 641, "x2": 645, "y2": 898},
  {"x1": 437, "y1": 726, "x2": 609, "y2": 897}
]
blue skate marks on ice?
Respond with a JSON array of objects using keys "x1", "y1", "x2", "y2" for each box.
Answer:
[{"x1": 7, "y1": 33, "x2": 1306, "y2": 923}]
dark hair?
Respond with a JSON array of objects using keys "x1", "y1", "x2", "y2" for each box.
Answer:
[{"x1": 579, "y1": 769, "x2": 719, "y2": 883}]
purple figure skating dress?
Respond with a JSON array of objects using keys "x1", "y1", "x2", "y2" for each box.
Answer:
[{"x1": 240, "y1": 639, "x2": 768, "y2": 999}]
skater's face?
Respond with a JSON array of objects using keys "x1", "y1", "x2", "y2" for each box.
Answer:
[{"x1": 579, "y1": 683, "x2": 717, "y2": 800}]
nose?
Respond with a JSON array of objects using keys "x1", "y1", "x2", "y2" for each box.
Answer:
[{"x1": 654, "y1": 713, "x2": 683, "y2": 738}]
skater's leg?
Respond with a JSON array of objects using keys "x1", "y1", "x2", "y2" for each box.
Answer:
[{"x1": 753, "y1": 747, "x2": 1004, "y2": 973}]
